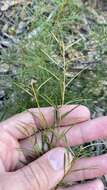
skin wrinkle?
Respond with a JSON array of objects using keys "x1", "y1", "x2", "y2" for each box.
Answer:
[
  {"x1": 63, "y1": 180, "x2": 104, "y2": 190},
  {"x1": 0, "y1": 121, "x2": 19, "y2": 140},
  {"x1": 78, "y1": 166, "x2": 98, "y2": 181},
  {"x1": 27, "y1": 165, "x2": 41, "y2": 190},
  {"x1": 71, "y1": 167, "x2": 90, "y2": 181},
  {"x1": 7, "y1": 140, "x2": 18, "y2": 171},
  {"x1": 78, "y1": 123, "x2": 87, "y2": 145},
  {"x1": 0, "y1": 140, "x2": 10, "y2": 171},
  {"x1": 0, "y1": 130, "x2": 24, "y2": 171},
  {"x1": 0, "y1": 155, "x2": 6, "y2": 172},
  {"x1": 0, "y1": 132, "x2": 18, "y2": 171},
  {"x1": 20, "y1": 168, "x2": 32, "y2": 188},
  {"x1": 60, "y1": 118, "x2": 89, "y2": 128},
  {"x1": 2, "y1": 127, "x2": 18, "y2": 140},
  {"x1": 78, "y1": 166, "x2": 87, "y2": 181},
  {"x1": 36, "y1": 160, "x2": 49, "y2": 189},
  {"x1": 20, "y1": 165, "x2": 40, "y2": 190},
  {"x1": 28, "y1": 163, "x2": 45, "y2": 190}
]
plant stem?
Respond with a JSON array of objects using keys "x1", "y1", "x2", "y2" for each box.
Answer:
[{"x1": 62, "y1": 41, "x2": 66, "y2": 105}]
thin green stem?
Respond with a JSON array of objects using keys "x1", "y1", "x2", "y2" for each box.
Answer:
[{"x1": 61, "y1": 41, "x2": 66, "y2": 105}]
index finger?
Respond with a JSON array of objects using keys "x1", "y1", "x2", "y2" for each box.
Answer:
[{"x1": 0, "y1": 105, "x2": 90, "y2": 139}]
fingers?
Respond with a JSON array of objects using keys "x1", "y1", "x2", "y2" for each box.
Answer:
[
  {"x1": 20, "y1": 116, "x2": 107, "y2": 161},
  {"x1": 17, "y1": 146, "x2": 107, "y2": 183},
  {"x1": 44, "y1": 115, "x2": 107, "y2": 147},
  {"x1": 0, "y1": 105, "x2": 90, "y2": 139},
  {"x1": 58, "y1": 179, "x2": 104, "y2": 190},
  {"x1": 64, "y1": 116, "x2": 107, "y2": 146},
  {"x1": 19, "y1": 137, "x2": 107, "y2": 182},
  {"x1": 9, "y1": 148, "x2": 73, "y2": 190},
  {"x1": 64, "y1": 153, "x2": 107, "y2": 182}
]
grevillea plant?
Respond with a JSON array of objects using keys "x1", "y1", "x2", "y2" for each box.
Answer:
[{"x1": 15, "y1": 33, "x2": 103, "y2": 189}]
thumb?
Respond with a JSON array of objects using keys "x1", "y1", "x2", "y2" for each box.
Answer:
[{"x1": 3, "y1": 148, "x2": 73, "y2": 190}]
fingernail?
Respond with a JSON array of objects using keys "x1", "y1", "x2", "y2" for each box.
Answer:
[{"x1": 48, "y1": 148, "x2": 73, "y2": 171}]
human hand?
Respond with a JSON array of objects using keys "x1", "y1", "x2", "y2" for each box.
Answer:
[{"x1": 0, "y1": 105, "x2": 106, "y2": 190}]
